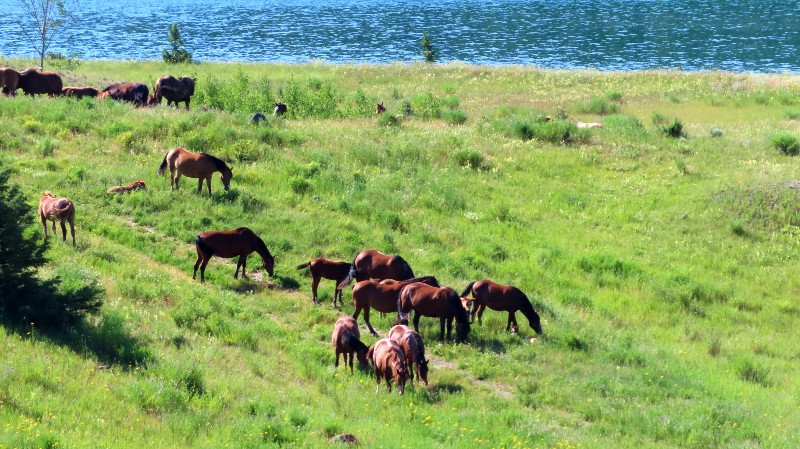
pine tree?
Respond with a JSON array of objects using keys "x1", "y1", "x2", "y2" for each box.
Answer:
[
  {"x1": 421, "y1": 32, "x2": 437, "y2": 63},
  {"x1": 162, "y1": 22, "x2": 192, "y2": 64}
]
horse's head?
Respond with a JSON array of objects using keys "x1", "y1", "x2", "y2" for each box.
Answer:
[
  {"x1": 460, "y1": 296, "x2": 473, "y2": 312},
  {"x1": 376, "y1": 103, "x2": 386, "y2": 114},
  {"x1": 529, "y1": 313, "x2": 542, "y2": 335},
  {"x1": 394, "y1": 360, "x2": 408, "y2": 395},
  {"x1": 274, "y1": 102, "x2": 287, "y2": 116},
  {"x1": 418, "y1": 358, "x2": 429, "y2": 385},
  {"x1": 455, "y1": 320, "x2": 470, "y2": 343},
  {"x1": 356, "y1": 347, "x2": 369, "y2": 366},
  {"x1": 182, "y1": 77, "x2": 196, "y2": 96},
  {"x1": 220, "y1": 168, "x2": 232, "y2": 191},
  {"x1": 261, "y1": 254, "x2": 275, "y2": 277}
]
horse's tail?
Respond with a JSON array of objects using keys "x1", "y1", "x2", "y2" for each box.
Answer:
[
  {"x1": 337, "y1": 263, "x2": 357, "y2": 290},
  {"x1": 296, "y1": 261, "x2": 311, "y2": 270},
  {"x1": 397, "y1": 284, "x2": 411, "y2": 322},
  {"x1": 366, "y1": 344, "x2": 375, "y2": 365},
  {"x1": 194, "y1": 235, "x2": 215, "y2": 257},
  {"x1": 460, "y1": 281, "x2": 475, "y2": 298},
  {"x1": 51, "y1": 200, "x2": 73, "y2": 217},
  {"x1": 156, "y1": 151, "x2": 169, "y2": 176}
]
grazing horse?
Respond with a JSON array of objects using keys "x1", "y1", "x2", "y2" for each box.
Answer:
[
  {"x1": 154, "y1": 75, "x2": 195, "y2": 109},
  {"x1": 351, "y1": 276, "x2": 439, "y2": 337},
  {"x1": 388, "y1": 325, "x2": 429, "y2": 385},
  {"x1": 251, "y1": 112, "x2": 267, "y2": 125},
  {"x1": 338, "y1": 249, "x2": 415, "y2": 290},
  {"x1": 376, "y1": 103, "x2": 386, "y2": 114},
  {"x1": 296, "y1": 258, "x2": 352, "y2": 306},
  {"x1": 38, "y1": 191, "x2": 75, "y2": 246},
  {"x1": 17, "y1": 69, "x2": 62, "y2": 96},
  {"x1": 367, "y1": 338, "x2": 408, "y2": 394},
  {"x1": 0, "y1": 68, "x2": 20, "y2": 95},
  {"x1": 101, "y1": 82, "x2": 149, "y2": 106},
  {"x1": 157, "y1": 147, "x2": 232, "y2": 195},
  {"x1": 397, "y1": 283, "x2": 470, "y2": 342},
  {"x1": 61, "y1": 86, "x2": 99, "y2": 99},
  {"x1": 332, "y1": 316, "x2": 369, "y2": 373},
  {"x1": 107, "y1": 180, "x2": 147, "y2": 193},
  {"x1": 274, "y1": 102, "x2": 287, "y2": 116},
  {"x1": 193, "y1": 227, "x2": 274, "y2": 282},
  {"x1": 460, "y1": 280, "x2": 542, "y2": 335}
]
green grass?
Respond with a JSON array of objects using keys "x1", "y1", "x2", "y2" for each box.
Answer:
[{"x1": 1, "y1": 59, "x2": 800, "y2": 448}]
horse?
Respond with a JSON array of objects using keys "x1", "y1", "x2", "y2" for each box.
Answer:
[
  {"x1": 332, "y1": 316, "x2": 369, "y2": 373},
  {"x1": 388, "y1": 325, "x2": 428, "y2": 386},
  {"x1": 154, "y1": 75, "x2": 195, "y2": 109},
  {"x1": 251, "y1": 112, "x2": 267, "y2": 125},
  {"x1": 337, "y1": 249, "x2": 415, "y2": 290},
  {"x1": 274, "y1": 102, "x2": 287, "y2": 116},
  {"x1": 367, "y1": 338, "x2": 408, "y2": 394},
  {"x1": 193, "y1": 227, "x2": 274, "y2": 282},
  {"x1": 17, "y1": 69, "x2": 62, "y2": 96},
  {"x1": 100, "y1": 82, "x2": 149, "y2": 106},
  {"x1": 397, "y1": 283, "x2": 470, "y2": 342},
  {"x1": 38, "y1": 191, "x2": 75, "y2": 246},
  {"x1": 376, "y1": 103, "x2": 386, "y2": 114},
  {"x1": 460, "y1": 280, "x2": 542, "y2": 335},
  {"x1": 296, "y1": 258, "x2": 352, "y2": 306},
  {"x1": 107, "y1": 180, "x2": 147, "y2": 194},
  {"x1": 351, "y1": 276, "x2": 439, "y2": 337},
  {"x1": 61, "y1": 86, "x2": 99, "y2": 99},
  {"x1": 157, "y1": 147, "x2": 232, "y2": 195},
  {"x1": 0, "y1": 68, "x2": 20, "y2": 95}
]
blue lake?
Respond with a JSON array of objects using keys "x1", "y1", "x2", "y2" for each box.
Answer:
[{"x1": 0, "y1": 0, "x2": 798, "y2": 72}]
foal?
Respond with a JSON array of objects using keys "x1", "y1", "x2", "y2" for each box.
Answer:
[
  {"x1": 296, "y1": 257, "x2": 351, "y2": 306},
  {"x1": 38, "y1": 192, "x2": 75, "y2": 246},
  {"x1": 332, "y1": 316, "x2": 369, "y2": 373},
  {"x1": 388, "y1": 325, "x2": 429, "y2": 385},
  {"x1": 107, "y1": 180, "x2": 147, "y2": 193},
  {"x1": 367, "y1": 338, "x2": 408, "y2": 394}
]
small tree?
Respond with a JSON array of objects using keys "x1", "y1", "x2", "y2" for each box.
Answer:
[
  {"x1": 0, "y1": 169, "x2": 102, "y2": 328},
  {"x1": 421, "y1": 32, "x2": 437, "y2": 63},
  {"x1": 162, "y1": 22, "x2": 193, "y2": 64},
  {"x1": 13, "y1": 0, "x2": 74, "y2": 70}
]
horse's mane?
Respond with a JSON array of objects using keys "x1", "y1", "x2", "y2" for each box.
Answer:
[
  {"x1": 342, "y1": 332, "x2": 368, "y2": 353},
  {"x1": 447, "y1": 289, "x2": 470, "y2": 326},
  {"x1": 250, "y1": 231, "x2": 272, "y2": 258},
  {"x1": 201, "y1": 153, "x2": 230, "y2": 172},
  {"x1": 41, "y1": 191, "x2": 54, "y2": 199}
]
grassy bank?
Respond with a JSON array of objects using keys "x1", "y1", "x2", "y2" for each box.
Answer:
[{"x1": 1, "y1": 58, "x2": 799, "y2": 449}]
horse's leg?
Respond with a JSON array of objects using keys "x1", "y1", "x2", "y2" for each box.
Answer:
[
  {"x1": 234, "y1": 255, "x2": 243, "y2": 278},
  {"x1": 68, "y1": 217, "x2": 75, "y2": 246},
  {"x1": 352, "y1": 304, "x2": 362, "y2": 321},
  {"x1": 349, "y1": 351, "x2": 354, "y2": 373},
  {"x1": 60, "y1": 220, "x2": 67, "y2": 243},
  {"x1": 241, "y1": 255, "x2": 247, "y2": 278},
  {"x1": 193, "y1": 252, "x2": 203, "y2": 280},
  {"x1": 197, "y1": 177, "x2": 204, "y2": 194},
  {"x1": 440, "y1": 317, "x2": 447, "y2": 341},
  {"x1": 508, "y1": 312, "x2": 518, "y2": 331},
  {"x1": 174, "y1": 172, "x2": 181, "y2": 190},
  {"x1": 206, "y1": 177, "x2": 212, "y2": 195},
  {"x1": 41, "y1": 216, "x2": 48, "y2": 241},
  {"x1": 375, "y1": 368, "x2": 382, "y2": 393},
  {"x1": 335, "y1": 350, "x2": 340, "y2": 368},
  {"x1": 200, "y1": 257, "x2": 210, "y2": 282},
  {"x1": 364, "y1": 308, "x2": 379, "y2": 337},
  {"x1": 476, "y1": 304, "x2": 486, "y2": 325},
  {"x1": 412, "y1": 312, "x2": 421, "y2": 333},
  {"x1": 311, "y1": 275, "x2": 320, "y2": 304},
  {"x1": 169, "y1": 168, "x2": 175, "y2": 190}
]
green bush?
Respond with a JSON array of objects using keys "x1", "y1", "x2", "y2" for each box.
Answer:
[
  {"x1": 443, "y1": 109, "x2": 468, "y2": 125},
  {"x1": 577, "y1": 97, "x2": 620, "y2": 115},
  {"x1": 378, "y1": 113, "x2": 402, "y2": 127},
  {"x1": 771, "y1": 133, "x2": 800, "y2": 155},
  {"x1": 454, "y1": 148, "x2": 486, "y2": 169},
  {"x1": 661, "y1": 118, "x2": 687, "y2": 138}
]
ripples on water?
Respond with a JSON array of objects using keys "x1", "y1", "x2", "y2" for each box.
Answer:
[{"x1": 0, "y1": 0, "x2": 797, "y2": 72}]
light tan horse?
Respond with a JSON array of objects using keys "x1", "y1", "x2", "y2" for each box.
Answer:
[
  {"x1": 107, "y1": 180, "x2": 147, "y2": 193},
  {"x1": 156, "y1": 147, "x2": 232, "y2": 195},
  {"x1": 38, "y1": 191, "x2": 75, "y2": 246},
  {"x1": 388, "y1": 324, "x2": 428, "y2": 385},
  {"x1": 367, "y1": 338, "x2": 408, "y2": 394}
]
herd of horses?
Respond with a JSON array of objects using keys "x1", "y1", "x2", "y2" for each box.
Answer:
[{"x1": 14, "y1": 66, "x2": 542, "y2": 394}]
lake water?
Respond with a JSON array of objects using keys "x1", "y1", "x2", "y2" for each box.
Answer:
[{"x1": 0, "y1": 0, "x2": 798, "y2": 72}]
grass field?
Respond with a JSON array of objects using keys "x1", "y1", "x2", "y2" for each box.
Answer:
[{"x1": 1, "y1": 57, "x2": 800, "y2": 449}]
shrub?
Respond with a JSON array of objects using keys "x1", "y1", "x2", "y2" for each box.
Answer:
[
  {"x1": 378, "y1": 113, "x2": 402, "y2": 127},
  {"x1": 661, "y1": 118, "x2": 687, "y2": 138},
  {"x1": 771, "y1": 133, "x2": 800, "y2": 155},
  {"x1": 577, "y1": 97, "x2": 620, "y2": 115},
  {"x1": 454, "y1": 148, "x2": 485, "y2": 169},
  {"x1": 736, "y1": 359, "x2": 772, "y2": 387},
  {"x1": 443, "y1": 109, "x2": 468, "y2": 125},
  {"x1": 651, "y1": 111, "x2": 668, "y2": 125},
  {"x1": 421, "y1": 32, "x2": 437, "y2": 63}
]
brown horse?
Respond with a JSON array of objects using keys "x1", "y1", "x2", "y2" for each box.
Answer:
[
  {"x1": 193, "y1": 227, "x2": 274, "y2": 282},
  {"x1": 0, "y1": 68, "x2": 19, "y2": 95},
  {"x1": 154, "y1": 75, "x2": 195, "y2": 109},
  {"x1": 397, "y1": 283, "x2": 470, "y2": 342},
  {"x1": 367, "y1": 338, "x2": 408, "y2": 394},
  {"x1": 376, "y1": 103, "x2": 386, "y2": 114},
  {"x1": 101, "y1": 82, "x2": 149, "y2": 106},
  {"x1": 107, "y1": 180, "x2": 147, "y2": 193},
  {"x1": 157, "y1": 147, "x2": 232, "y2": 195},
  {"x1": 274, "y1": 102, "x2": 287, "y2": 116},
  {"x1": 296, "y1": 258, "x2": 351, "y2": 306},
  {"x1": 38, "y1": 191, "x2": 75, "y2": 246},
  {"x1": 61, "y1": 86, "x2": 99, "y2": 99},
  {"x1": 17, "y1": 69, "x2": 62, "y2": 96},
  {"x1": 461, "y1": 280, "x2": 542, "y2": 334},
  {"x1": 351, "y1": 276, "x2": 439, "y2": 337},
  {"x1": 337, "y1": 249, "x2": 415, "y2": 290},
  {"x1": 332, "y1": 316, "x2": 369, "y2": 373},
  {"x1": 388, "y1": 325, "x2": 428, "y2": 385}
]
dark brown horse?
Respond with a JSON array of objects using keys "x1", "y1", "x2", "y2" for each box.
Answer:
[
  {"x1": 461, "y1": 280, "x2": 542, "y2": 334},
  {"x1": 154, "y1": 75, "x2": 195, "y2": 109},
  {"x1": 376, "y1": 102, "x2": 386, "y2": 114},
  {"x1": 38, "y1": 191, "x2": 75, "y2": 246},
  {"x1": 332, "y1": 316, "x2": 369, "y2": 373},
  {"x1": 274, "y1": 102, "x2": 287, "y2": 116},
  {"x1": 157, "y1": 147, "x2": 232, "y2": 195},
  {"x1": 351, "y1": 276, "x2": 439, "y2": 337},
  {"x1": 397, "y1": 283, "x2": 470, "y2": 342},
  {"x1": 17, "y1": 69, "x2": 62, "y2": 96},
  {"x1": 61, "y1": 86, "x2": 99, "y2": 99},
  {"x1": 193, "y1": 227, "x2": 274, "y2": 282},
  {"x1": 296, "y1": 258, "x2": 351, "y2": 306},
  {"x1": 337, "y1": 249, "x2": 415, "y2": 289},
  {"x1": 388, "y1": 324, "x2": 428, "y2": 385},
  {"x1": 0, "y1": 68, "x2": 19, "y2": 95},
  {"x1": 100, "y1": 82, "x2": 149, "y2": 106},
  {"x1": 367, "y1": 338, "x2": 408, "y2": 394}
]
